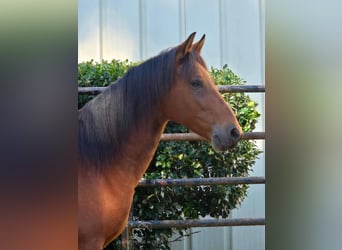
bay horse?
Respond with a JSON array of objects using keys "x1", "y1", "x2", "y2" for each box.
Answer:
[{"x1": 78, "y1": 32, "x2": 242, "y2": 250}]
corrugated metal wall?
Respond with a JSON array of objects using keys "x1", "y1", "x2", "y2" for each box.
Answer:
[{"x1": 78, "y1": 1, "x2": 264, "y2": 249}]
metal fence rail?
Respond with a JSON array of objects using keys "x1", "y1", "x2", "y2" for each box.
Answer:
[
  {"x1": 138, "y1": 176, "x2": 265, "y2": 187},
  {"x1": 161, "y1": 131, "x2": 265, "y2": 141},
  {"x1": 217, "y1": 85, "x2": 265, "y2": 93},
  {"x1": 78, "y1": 85, "x2": 265, "y2": 94},
  {"x1": 128, "y1": 218, "x2": 265, "y2": 229},
  {"x1": 132, "y1": 177, "x2": 266, "y2": 231}
]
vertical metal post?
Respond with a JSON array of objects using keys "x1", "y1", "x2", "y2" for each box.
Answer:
[
  {"x1": 125, "y1": 227, "x2": 131, "y2": 250},
  {"x1": 126, "y1": 204, "x2": 134, "y2": 250},
  {"x1": 121, "y1": 227, "x2": 128, "y2": 250},
  {"x1": 121, "y1": 205, "x2": 133, "y2": 250}
]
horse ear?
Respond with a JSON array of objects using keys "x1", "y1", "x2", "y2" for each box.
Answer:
[
  {"x1": 176, "y1": 32, "x2": 196, "y2": 59},
  {"x1": 192, "y1": 34, "x2": 206, "y2": 54}
]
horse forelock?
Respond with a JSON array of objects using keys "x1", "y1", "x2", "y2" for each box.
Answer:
[{"x1": 78, "y1": 48, "x2": 178, "y2": 169}]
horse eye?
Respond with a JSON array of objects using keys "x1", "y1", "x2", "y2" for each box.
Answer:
[{"x1": 190, "y1": 79, "x2": 203, "y2": 88}]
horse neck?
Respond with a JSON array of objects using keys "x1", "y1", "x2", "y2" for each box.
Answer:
[
  {"x1": 98, "y1": 115, "x2": 167, "y2": 192},
  {"x1": 110, "y1": 117, "x2": 167, "y2": 186}
]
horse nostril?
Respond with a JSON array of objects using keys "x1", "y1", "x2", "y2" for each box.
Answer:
[{"x1": 230, "y1": 126, "x2": 241, "y2": 141}]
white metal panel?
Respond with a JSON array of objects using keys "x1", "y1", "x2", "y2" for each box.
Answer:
[
  {"x1": 220, "y1": 0, "x2": 264, "y2": 84},
  {"x1": 231, "y1": 153, "x2": 265, "y2": 250},
  {"x1": 170, "y1": 226, "x2": 231, "y2": 250},
  {"x1": 144, "y1": 0, "x2": 181, "y2": 58},
  {"x1": 78, "y1": 0, "x2": 101, "y2": 62},
  {"x1": 184, "y1": 0, "x2": 222, "y2": 67},
  {"x1": 226, "y1": 0, "x2": 265, "y2": 249},
  {"x1": 101, "y1": 0, "x2": 141, "y2": 62},
  {"x1": 169, "y1": 230, "x2": 191, "y2": 250},
  {"x1": 191, "y1": 227, "x2": 226, "y2": 250}
]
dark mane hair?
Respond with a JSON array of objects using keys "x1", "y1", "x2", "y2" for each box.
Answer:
[{"x1": 78, "y1": 47, "x2": 179, "y2": 168}]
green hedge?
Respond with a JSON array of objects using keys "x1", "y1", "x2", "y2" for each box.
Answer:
[{"x1": 78, "y1": 60, "x2": 261, "y2": 250}]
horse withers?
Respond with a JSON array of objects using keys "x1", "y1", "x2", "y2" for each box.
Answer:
[{"x1": 78, "y1": 32, "x2": 242, "y2": 250}]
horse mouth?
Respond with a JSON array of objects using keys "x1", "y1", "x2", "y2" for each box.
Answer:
[{"x1": 211, "y1": 134, "x2": 238, "y2": 152}]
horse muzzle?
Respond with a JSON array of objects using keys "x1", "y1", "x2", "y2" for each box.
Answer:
[{"x1": 211, "y1": 125, "x2": 242, "y2": 152}]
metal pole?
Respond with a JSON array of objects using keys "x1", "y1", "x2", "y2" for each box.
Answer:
[
  {"x1": 217, "y1": 85, "x2": 265, "y2": 93},
  {"x1": 138, "y1": 176, "x2": 265, "y2": 187},
  {"x1": 78, "y1": 85, "x2": 265, "y2": 95},
  {"x1": 128, "y1": 218, "x2": 265, "y2": 229},
  {"x1": 160, "y1": 132, "x2": 265, "y2": 141}
]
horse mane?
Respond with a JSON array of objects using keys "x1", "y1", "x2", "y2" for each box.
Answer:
[{"x1": 78, "y1": 47, "x2": 181, "y2": 168}]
